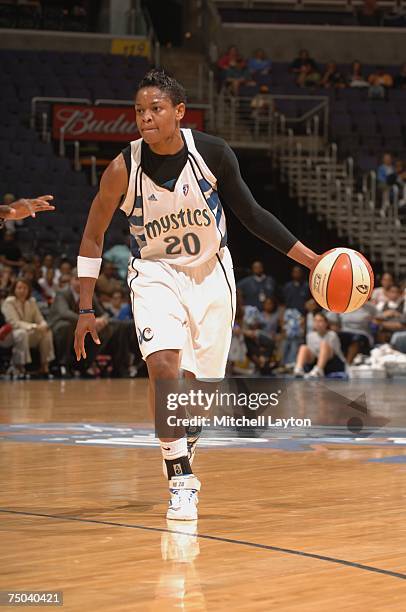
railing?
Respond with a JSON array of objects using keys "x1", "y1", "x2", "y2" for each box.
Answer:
[{"x1": 215, "y1": 91, "x2": 329, "y2": 147}]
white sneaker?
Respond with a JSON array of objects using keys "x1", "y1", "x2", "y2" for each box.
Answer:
[
  {"x1": 304, "y1": 366, "x2": 324, "y2": 379},
  {"x1": 293, "y1": 365, "x2": 304, "y2": 378},
  {"x1": 167, "y1": 475, "x2": 201, "y2": 521}
]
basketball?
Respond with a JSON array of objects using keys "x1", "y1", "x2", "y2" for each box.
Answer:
[{"x1": 310, "y1": 248, "x2": 374, "y2": 313}]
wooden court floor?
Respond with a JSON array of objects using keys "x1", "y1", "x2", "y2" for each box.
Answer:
[{"x1": 0, "y1": 378, "x2": 405, "y2": 611}]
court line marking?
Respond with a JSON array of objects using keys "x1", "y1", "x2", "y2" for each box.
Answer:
[{"x1": 1, "y1": 508, "x2": 405, "y2": 581}]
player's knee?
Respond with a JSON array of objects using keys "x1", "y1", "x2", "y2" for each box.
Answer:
[{"x1": 147, "y1": 350, "x2": 180, "y2": 380}]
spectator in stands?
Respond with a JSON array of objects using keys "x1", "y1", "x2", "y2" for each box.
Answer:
[
  {"x1": 371, "y1": 271, "x2": 395, "y2": 305},
  {"x1": 38, "y1": 268, "x2": 59, "y2": 304},
  {"x1": 218, "y1": 45, "x2": 243, "y2": 72},
  {"x1": 41, "y1": 254, "x2": 60, "y2": 283},
  {"x1": 20, "y1": 263, "x2": 47, "y2": 310},
  {"x1": 228, "y1": 289, "x2": 258, "y2": 374},
  {"x1": 49, "y1": 270, "x2": 131, "y2": 378},
  {"x1": 250, "y1": 85, "x2": 275, "y2": 123},
  {"x1": 377, "y1": 153, "x2": 395, "y2": 186},
  {"x1": 357, "y1": 0, "x2": 383, "y2": 26},
  {"x1": 327, "y1": 303, "x2": 376, "y2": 364},
  {"x1": 347, "y1": 61, "x2": 369, "y2": 88},
  {"x1": 0, "y1": 230, "x2": 24, "y2": 271},
  {"x1": 304, "y1": 297, "x2": 322, "y2": 333},
  {"x1": 296, "y1": 62, "x2": 321, "y2": 88},
  {"x1": 104, "y1": 289, "x2": 132, "y2": 320},
  {"x1": 237, "y1": 260, "x2": 276, "y2": 311},
  {"x1": 103, "y1": 238, "x2": 130, "y2": 281},
  {"x1": 58, "y1": 273, "x2": 72, "y2": 290},
  {"x1": 0, "y1": 264, "x2": 15, "y2": 300},
  {"x1": 95, "y1": 261, "x2": 123, "y2": 306},
  {"x1": 247, "y1": 48, "x2": 272, "y2": 79},
  {"x1": 58, "y1": 258, "x2": 73, "y2": 278},
  {"x1": 321, "y1": 62, "x2": 346, "y2": 89},
  {"x1": 282, "y1": 265, "x2": 310, "y2": 314},
  {"x1": 281, "y1": 306, "x2": 304, "y2": 367},
  {"x1": 0, "y1": 305, "x2": 30, "y2": 379},
  {"x1": 1, "y1": 278, "x2": 55, "y2": 377},
  {"x1": 374, "y1": 284, "x2": 405, "y2": 342},
  {"x1": 387, "y1": 160, "x2": 406, "y2": 192},
  {"x1": 294, "y1": 312, "x2": 346, "y2": 379},
  {"x1": 290, "y1": 49, "x2": 317, "y2": 73},
  {"x1": 394, "y1": 63, "x2": 406, "y2": 89},
  {"x1": 368, "y1": 67, "x2": 393, "y2": 99}
]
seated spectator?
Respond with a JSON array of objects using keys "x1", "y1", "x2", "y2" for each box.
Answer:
[
  {"x1": 297, "y1": 63, "x2": 321, "y2": 88},
  {"x1": 103, "y1": 238, "x2": 130, "y2": 281},
  {"x1": 0, "y1": 305, "x2": 29, "y2": 378},
  {"x1": 387, "y1": 160, "x2": 406, "y2": 191},
  {"x1": 368, "y1": 67, "x2": 393, "y2": 99},
  {"x1": 282, "y1": 265, "x2": 310, "y2": 314},
  {"x1": 0, "y1": 264, "x2": 15, "y2": 300},
  {"x1": 58, "y1": 258, "x2": 73, "y2": 278},
  {"x1": 304, "y1": 297, "x2": 322, "y2": 333},
  {"x1": 394, "y1": 63, "x2": 406, "y2": 89},
  {"x1": 1, "y1": 278, "x2": 55, "y2": 377},
  {"x1": 104, "y1": 289, "x2": 132, "y2": 320},
  {"x1": 218, "y1": 45, "x2": 243, "y2": 72},
  {"x1": 321, "y1": 62, "x2": 346, "y2": 89},
  {"x1": 281, "y1": 307, "x2": 304, "y2": 367},
  {"x1": 290, "y1": 49, "x2": 317, "y2": 73},
  {"x1": 371, "y1": 271, "x2": 395, "y2": 305},
  {"x1": 48, "y1": 270, "x2": 132, "y2": 378},
  {"x1": 224, "y1": 58, "x2": 250, "y2": 96},
  {"x1": 237, "y1": 260, "x2": 276, "y2": 311},
  {"x1": 374, "y1": 284, "x2": 405, "y2": 342},
  {"x1": 58, "y1": 273, "x2": 72, "y2": 290},
  {"x1": 228, "y1": 289, "x2": 260, "y2": 374},
  {"x1": 247, "y1": 48, "x2": 272, "y2": 79},
  {"x1": 250, "y1": 85, "x2": 274, "y2": 122},
  {"x1": 95, "y1": 261, "x2": 124, "y2": 306},
  {"x1": 347, "y1": 61, "x2": 369, "y2": 88},
  {"x1": 377, "y1": 153, "x2": 394, "y2": 186},
  {"x1": 41, "y1": 254, "x2": 60, "y2": 283},
  {"x1": 357, "y1": 0, "x2": 383, "y2": 27},
  {"x1": 294, "y1": 312, "x2": 346, "y2": 379},
  {"x1": 327, "y1": 303, "x2": 376, "y2": 364},
  {"x1": 38, "y1": 268, "x2": 59, "y2": 304},
  {"x1": 0, "y1": 230, "x2": 24, "y2": 271},
  {"x1": 20, "y1": 263, "x2": 47, "y2": 310}
]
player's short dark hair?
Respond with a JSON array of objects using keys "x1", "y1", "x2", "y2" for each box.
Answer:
[{"x1": 137, "y1": 69, "x2": 186, "y2": 106}]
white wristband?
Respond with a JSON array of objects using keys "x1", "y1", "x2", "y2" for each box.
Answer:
[{"x1": 77, "y1": 256, "x2": 102, "y2": 278}]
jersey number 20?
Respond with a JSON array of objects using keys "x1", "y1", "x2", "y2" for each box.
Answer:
[{"x1": 164, "y1": 233, "x2": 200, "y2": 256}]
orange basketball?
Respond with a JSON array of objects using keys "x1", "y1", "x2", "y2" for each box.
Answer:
[{"x1": 309, "y1": 248, "x2": 374, "y2": 313}]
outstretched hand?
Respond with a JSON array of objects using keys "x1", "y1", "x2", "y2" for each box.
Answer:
[
  {"x1": 74, "y1": 314, "x2": 101, "y2": 361},
  {"x1": 1, "y1": 195, "x2": 55, "y2": 220}
]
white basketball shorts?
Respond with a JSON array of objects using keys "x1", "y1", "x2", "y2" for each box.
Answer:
[{"x1": 127, "y1": 247, "x2": 236, "y2": 378}]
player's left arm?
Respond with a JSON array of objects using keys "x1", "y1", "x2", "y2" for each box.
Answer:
[{"x1": 217, "y1": 145, "x2": 319, "y2": 270}]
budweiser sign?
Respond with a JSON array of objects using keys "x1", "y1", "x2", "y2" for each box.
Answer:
[{"x1": 52, "y1": 104, "x2": 204, "y2": 142}]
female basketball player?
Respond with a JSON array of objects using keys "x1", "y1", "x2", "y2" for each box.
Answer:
[{"x1": 74, "y1": 70, "x2": 319, "y2": 520}]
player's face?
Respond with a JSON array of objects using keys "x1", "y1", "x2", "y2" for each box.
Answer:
[{"x1": 135, "y1": 87, "x2": 185, "y2": 145}]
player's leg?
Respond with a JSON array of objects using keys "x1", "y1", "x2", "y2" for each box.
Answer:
[
  {"x1": 128, "y1": 260, "x2": 201, "y2": 520},
  {"x1": 147, "y1": 350, "x2": 201, "y2": 520},
  {"x1": 294, "y1": 345, "x2": 315, "y2": 377}
]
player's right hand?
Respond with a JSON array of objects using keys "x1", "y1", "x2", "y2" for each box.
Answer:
[{"x1": 74, "y1": 314, "x2": 101, "y2": 361}]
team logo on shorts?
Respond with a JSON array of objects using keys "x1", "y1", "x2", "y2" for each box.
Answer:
[
  {"x1": 142, "y1": 327, "x2": 154, "y2": 342},
  {"x1": 356, "y1": 284, "x2": 369, "y2": 295},
  {"x1": 183, "y1": 184, "x2": 189, "y2": 197}
]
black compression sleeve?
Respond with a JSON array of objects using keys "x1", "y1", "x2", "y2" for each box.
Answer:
[{"x1": 217, "y1": 144, "x2": 298, "y2": 255}]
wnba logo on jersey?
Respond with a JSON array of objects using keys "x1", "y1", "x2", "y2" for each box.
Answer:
[{"x1": 183, "y1": 184, "x2": 189, "y2": 197}]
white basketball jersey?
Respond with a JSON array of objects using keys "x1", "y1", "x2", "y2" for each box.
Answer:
[{"x1": 120, "y1": 128, "x2": 227, "y2": 267}]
